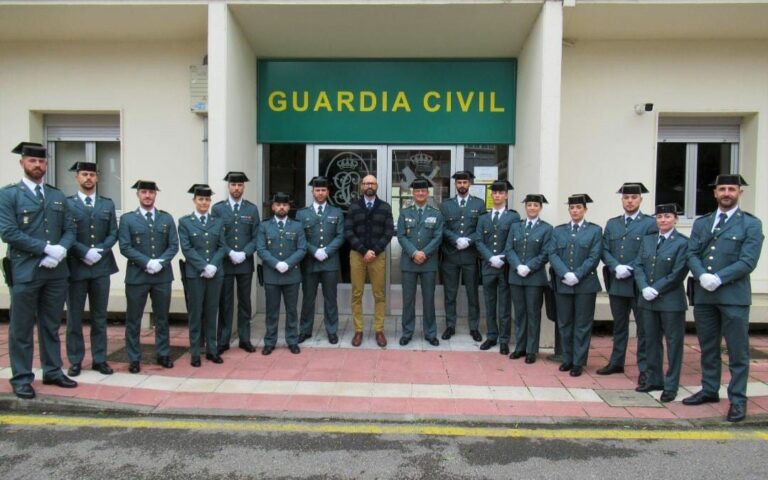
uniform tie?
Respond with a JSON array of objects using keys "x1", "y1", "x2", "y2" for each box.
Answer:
[
  {"x1": 657, "y1": 235, "x2": 666, "y2": 251},
  {"x1": 34, "y1": 184, "x2": 43, "y2": 203},
  {"x1": 572, "y1": 223, "x2": 579, "y2": 234},
  {"x1": 145, "y1": 212, "x2": 153, "y2": 223},
  {"x1": 317, "y1": 205, "x2": 323, "y2": 216},
  {"x1": 233, "y1": 203, "x2": 240, "y2": 214},
  {"x1": 418, "y1": 208, "x2": 423, "y2": 221},
  {"x1": 714, "y1": 212, "x2": 728, "y2": 231},
  {"x1": 85, "y1": 196, "x2": 93, "y2": 208},
  {"x1": 525, "y1": 221, "x2": 533, "y2": 233},
  {"x1": 492, "y1": 211, "x2": 500, "y2": 226},
  {"x1": 278, "y1": 220, "x2": 285, "y2": 230},
  {"x1": 625, "y1": 216, "x2": 633, "y2": 227},
  {"x1": 460, "y1": 198, "x2": 466, "y2": 208},
  {"x1": 200, "y1": 215, "x2": 206, "y2": 225}
]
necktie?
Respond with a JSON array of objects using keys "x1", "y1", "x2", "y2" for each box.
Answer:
[
  {"x1": 714, "y1": 212, "x2": 728, "y2": 231},
  {"x1": 278, "y1": 220, "x2": 284, "y2": 230},
  {"x1": 657, "y1": 235, "x2": 666, "y2": 251},
  {"x1": 625, "y1": 216, "x2": 633, "y2": 227},
  {"x1": 366, "y1": 202, "x2": 373, "y2": 210},
  {"x1": 200, "y1": 215, "x2": 206, "y2": 225},
  {"x1": 233, "y1": 203, "x2": 240, "y2": 214},
  {"x1": 526, "y1": 221, "x2": 533, "y2": 233},
  {"x1": 145, "y1": 212, "x2": 153, "y2": 223},
  {"x1": 317, "y1": 205, "x2": 323, "y2": 216},
  {"x1": 85, "y1": 196, "x2": 93, "y2": 208},
  {"x1": 418, "y1": 208, "x2": 423, "y2": 221},
  {"x1": 493, "y1": 211, "x2": 499, "y2": 225},
  {"x1": 572, "y1": 223, "x2": 579, "y2": 234},
  {"x1": 460, "y1": 198, "x2": 466, "y2": 208},
  {"x1": 34, "y1": 185, "x2": 43, "y2": 203}
]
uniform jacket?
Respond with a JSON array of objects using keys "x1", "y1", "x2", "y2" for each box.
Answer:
[
  {"x1": 0, "y1": 181, "x2": 75, "y2": 283},
  {"x1": 178, "y1": 213, "x2": 227, "y2": 279},
  {"x1": 472, "y1": 209, "x2": 520, "y2": 277},
  {"x1": 440, "y1": 195, "x2": 485, "y2": 264},
  {"x1": 256, "y1": 217, "x2": 307, "y2": 285},
  {"x1": 296, "y1": 203, "x2": 345, "y2": 273},
  {"x1": 66, "y1": 194, "x2": 119, "y2": 281},
  {"x1": 505, "y1": 218, "x2": 553, "y2": 287},
  {"x1": 549, "y1": 221, "x2": 603, "y2": 294},
  {"x1": 602, "y1": 212, "x2": 657, "y2": 297},
  {"x1": 396, "y1": 204, "x2": 444, "y2": 272},
  {"x1": 344, "y1": 196, "x2": 394, "y2": 255},
  {"x1": 118, "y1": 208, "x2": 178, "y2": 285},
  {"x1": 633, "y1": 230, "x2": 689, "y2": 312},
  {"x1": 212, "y1": 199, "x2": 260, "y2": 275},
  {"x1": 687, "y1": 208, "x2": 764, "y2": 305}
]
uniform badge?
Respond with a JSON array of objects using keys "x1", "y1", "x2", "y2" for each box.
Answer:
[{"x1": 22, "y1": 215, "x2": 29, "y2": 225}]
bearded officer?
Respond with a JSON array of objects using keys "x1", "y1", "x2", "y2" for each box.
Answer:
[
  {"x1": 65, "y1": 161, "x2": 119, "y2": 377},
  {"x1": 439, "y1": 171, "x2": 485, "y2": 341},
  {"x1": 472, "y1": 180, "x2": 520, "y2": 355},
  {"x1": 212, "y1": 171, "x2": 259, "y2": 354},
  {"x1": 683, "y1": 174, "x2": 763, "y2": 422},
  {"x1": 118, "y1": 180, "x2": 179, "y2": 373},
  {"x1": 297, "y1": 176, "x2": 345, "y2": 345},
  {"x1": 0, "y1": 142, "x2": 77, "y2": 399},
  {"x1": 598, "y1": 183, "x2": 657, "y2": 385}
]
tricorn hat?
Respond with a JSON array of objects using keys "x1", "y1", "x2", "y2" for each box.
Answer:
[
  {"x1": 69, "y1": 162, "x2": 97, "y2": 173},
  {"x1": 410, "y1": 177, "x2": 431, "y2": 190},
  {"x1": 710, "y1": 174, "x2": 748, "y2": 187},
  {"x1": 655, "y1": 203, "x2": 681, "y2": 215},
  {"x1": 522, "y1": 194, "x2": 548, "y2": 205},
  {"x1": 271, "y1": 192, "x2": 292, "y2": 204},
  {"x1": 490, "y1": 179, "x2": 513, "y2": 192},
  {"x1": 131, "y1": 180, "x2": 160, "y2": 191},
  {"x1": 567, "y1": 193, "x2": 593, "y2": 205},
  {"x1": 616, "y1": 182, "x2": 649, "y2": 194},
  {"x1": 223, "y1": 171, "x2": 250, "y2": 183},
  {"x1": 451, "y1": 170, "x2": 475, "y2": 181},
  {"x1": 308, "y1": 176, "x2": 330, "y2": 188},
  {"x1": 187, "y1": 184, "x2": 213, "y2": 197},
  {"x1": 12, "y1": 142, "x2": 47, "y2": 158}
]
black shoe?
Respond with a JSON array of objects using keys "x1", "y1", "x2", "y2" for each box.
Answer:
[
  {"x1": 479, "y1": 339, "x2": 497, "y2": 351},
  {"x1": 217, "y1": 344, "x2": 230, "y2": 354},
  {"x1": 92, "y1": 362, "x2": 114, "y2": 375},
  {"x1": 470, "y1": 330, "x2": 482, "y2": 342},
  {"x1": 425, "y1": 337, "x2": 439, "y2": 347},
  {"x1": 328, "y1": 334, "x2": 339, "y2": 345},
  {"x1": 206, "y1": 353, "x2": 224, "y2": 364},
  {"x1": 635, "y1": 384, "x2": 664, "y2": 393},
  {"x1": 596, "y1": 364, "x2": 624, "y2": 375},
  {"x1": 297, "y1": 333, "x2": 311, "y2": 344},
  {"x1": 68, "y1": 363, "x2": 82, "y2": 377},
  {"x1": 289, "y1": 344, "x2": 301, "y2": 354},
  {"x1": 13, "y1": 384, "x2": 35, "y2": 400},
  {"x1": 637, "y1": 372, "x2": 647, "y2": 386},
  {"x1": 570, "y1": 366, "x2": 583, "y2": 377},
  {"x1": 156, "y1": 356, "x2": 174, "y2": 369},
  {"x1": 191, "y1": 356, "x2": 201, "y2": 367},
  {"x1": 682, "y1": 390, "x2": 720, "y2": 406},
  {"x1": 499, "y1": 344, "x2": 510, "y2": 355},
  {"x1": 128, "y1": 362, "x2": 141, "y2": 374},
  {"x1": 441, "y1": 327, "x2": 455, "y2": 340},
  {"x1": 525, "y1": 354, "x2": 536, "y2": 364},
  {"x1": 510, "y1": 350, "x2": 526, "y2": 360},
  {"x1": 262, "y1": 346, "x2": 274, "y2": 355},
  {"x1": 42, "y1": 375, "x2": 78, "y2": 388},
  {"x1": 399, "y1": 336, "x2": 411, "y2": 346},
  {"x1": 727, "y1": 403, "x2": 746, "y2": 423},
  {"x1": 239, "y1": 341, "x2": 256, "y2": 353},
  {"x1": 559, "y1": 362, "x2": 573, "y2": 372},
  {"x1": 660, "y1": 391, "x2": 677, "y2": 403}
]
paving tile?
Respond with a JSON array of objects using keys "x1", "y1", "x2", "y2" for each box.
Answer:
[
  {"x1": 453, "y1": 398, "x2": 500, "y2": 416},
  {"x1": 626, "y1": 407, "x2": 678, "y2": 419},
  {"x1": 411, "y1": 383, "x2": 452, "y2": 398},
  {"x1": 596, "y1": 389, "x2": 661, "y2": 408},
  {"x1": 118, "y1": 388, "x2": 172, "y2": 407},
  {"x1": 488, "y1": 385, "x2": 534, "y2": 402},
  {"x1": 157, "y1": 392, "x2": 209, "y2": 410},
  {"x1": 293, "y1": 381, "x2": 339, "y2": 396},
  {"x1": 529, "y1": 386, "x2": 574, "y2": 402},
  {"x1": 369, "y1": 397, "x2": 412, "y2": 415},
  {"x1": 136, "y1": 374, "x2": 186, "y2": 391},
  {"x1": 567, "y1": 388, "x2": 603, "y2": 403},
  {"x1": 328, "y1": 396, "x2": 372, "y2": 414},
  {"x1": 247, "y1": 394, "x2": 290, "y2": 412},
  {"x1": 533, "y1": 401, "x2": 588, "y2": 418},
  {"x1": 521, "y1": 375, "x2": 562, "y2": 388},
  {"x1": 73, "y1": 384, "x2": 128, "y2": 402},
  {"x1": 450, "y1": 384, "x2": 493, "y2": 400},
  {"x1": 582, "y1": 404, "x2": 633, "y2": 419},
  {"x1": 214, "y1": 379, "x2": 262, "y2": 394},
  {"x1": 177, "y1": 378, "x2": 224, "y2": 393},
  {"x1": 98, "y1": 372, "x2": 149, "y2": 388},
  {"x1": 746, "y1": 381, "x2": 768, "y2": 396},
  {"x1": 410, "y1": 398, "x2": 456, "y2": 416},
  {"x1": 284, "y1": 395, "x2": 332, "y2": 412}
]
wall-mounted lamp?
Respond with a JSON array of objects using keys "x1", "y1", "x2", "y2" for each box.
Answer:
[{"x1": 634, "y1": 103, "x2": 654, "y2": 115}]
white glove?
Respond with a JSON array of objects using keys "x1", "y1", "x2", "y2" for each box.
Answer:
[
  {"x1": 200, "y1": 264, "x2": 217, "y2": 278},
  {"x1": 276, "y1": 261, "x2": 289, "y2": 273},
  {"x1": 145, "y1": 259, "x2": 163, "y2": 274},
  {"x1": 456, "y1": 237, "x2": 470, "y2": 250},
  {"x1": 489, "y1": 255, "x2": 505, "y2": 269},
  {"x1": 314, "y1": 247, "x2": 329, "y2": 262},
  {"x1": 83, "y1": 248, "x2": 103, "y2": 266},
  {"x1": 39, "y1": 255, "x2": 59, "y2": 269},
  {"x1": 699, "y1": 273, "x2": 722, "y2": 292},
  {"x1": 44, "y1": 244, "x2": 67, "y2": 262},
  {"x1": 516, "y1": 265, "x2": 531, "y2": 277},
  {"x1": 229, "y1": 251, "x2": 247, "y2": 264},
  {"x1": 615, "y1": 265, "x2": 633, "y2": 280},
  {"x1": 562, "y1": 272, "x2": 579, "y2": 286},
  {"x1": 642, "y1": 287, "x2": 659, "y2": 301}
]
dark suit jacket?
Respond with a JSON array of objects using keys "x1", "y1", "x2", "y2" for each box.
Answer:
[{"x1": 344, "y1": 196, "x2": 394, "y2": 255}]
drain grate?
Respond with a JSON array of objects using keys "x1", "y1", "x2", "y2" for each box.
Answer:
[
  {"x1": 107, "y1": 344, "x2": 189, "y2": 364},
  {"x1": 595, "y1": 389, "x2": 662, "y2": 408}
]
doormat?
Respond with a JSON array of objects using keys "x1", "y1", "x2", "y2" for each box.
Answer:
[
  {"x1": 107, "y1": 344, "x2": 189, "y2": 364},
  {"x1": 595, "y1": 389, "x2": 662, "y2": 408}
]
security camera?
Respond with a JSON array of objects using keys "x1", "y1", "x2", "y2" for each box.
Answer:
[{"x1": 634, "y1": 103, "x2": 654, "y2": 115}]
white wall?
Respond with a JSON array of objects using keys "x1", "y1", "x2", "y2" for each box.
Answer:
[
  {"x1": 561, "y1": 39, "x2": 768, "y2": 295},
  {"x1": 0, "y1": 39, "x2": 207, "y2": 309}
]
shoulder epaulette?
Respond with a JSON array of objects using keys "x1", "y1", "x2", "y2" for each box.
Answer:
[{"x1": 44, "y1": 183, "x2": 60, "y2": 191}]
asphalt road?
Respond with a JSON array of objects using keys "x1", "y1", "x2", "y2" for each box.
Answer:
[{"x1": 1, "y1": 415, "x2": 766, "y2": 479}]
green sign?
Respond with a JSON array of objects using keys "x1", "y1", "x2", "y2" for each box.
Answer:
[{"x1": 257, "y1": 60, "x2": 516, "y2": 144}]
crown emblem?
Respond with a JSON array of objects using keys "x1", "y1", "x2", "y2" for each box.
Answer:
[
  {"x1": 336, "y1": 156, "x2": 359, "y2": 170},
  {"x1": 410, "y1": 152, "x2": 433, "y2": 173}
]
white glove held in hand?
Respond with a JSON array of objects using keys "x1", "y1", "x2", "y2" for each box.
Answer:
[
  {"x1": 489, "y1": 255, "x2": 505, "y2": 269},
  {"x1": 200, "y1": 264, "x2": 217, "y2": 278},
  {"x1": 39, "y1": 256, "x2": 59, "y2": 269},
  {"x1": 229, "y1": 251, "x2": 247, "y2": 264},
  {"x1": 44, "y1": 244, "x2": 67, "y2": 262},
  {"x1": 699, "y1": 273, "x2": 722, "y2": 292},
  {"x1": 456, "y1": 238, "x2": 470, "y2": 250},
  {"x1": 516, "y1": 265, "x2": 531, "y2": 277},
  {"x1": 276, "y1": 261, "x2": 289, "y2": 273},
  {"x1": 562, "y1": 272, "x2": 579, "y2": 286},
  {"x1": 145, "y1": 259, "x2": 163, "y2": 274},
  {"x1": 615, "y1": 265, "x2": 633, "y2": 279},
  {"x1": 84, "y1": 248, "x2": 103, "y2": 265},
  {"x1": 642, "y1": 287, "x2": 659, "y2": 301},
  {"x1": 314, "y1": 248, "x2": 329, "y2": 262}
]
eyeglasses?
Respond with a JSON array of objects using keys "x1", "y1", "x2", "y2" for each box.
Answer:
[{"x1": 362, "y1": 182, "x2": 377, "y2": 186}]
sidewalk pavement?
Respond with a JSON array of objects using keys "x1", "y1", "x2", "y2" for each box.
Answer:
[{"x1": 1, "y1": 315, "x2": 767, "y2": 424}]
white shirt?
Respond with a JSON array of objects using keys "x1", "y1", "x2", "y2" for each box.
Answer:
[
  {"x1": 526, "y1": 217, "x2": 539, "y2": 228},
  {"x1": 659, "y1": 229, "x2": 674, "y2": 240},
  {"x1": 313, "y1": 201, "x2": 327, "y2": 214},
  {"x1": 491, "y1": 208, "x2": 505, "y2": 218},
  {"x1": 77, "y1": 191, "x2": 95, "y2": 206},
  {"x1": 195, "y1": 211, "x2": 209, "y2": 223},
  {"x1": 712, "y1": 206, "x2": 739, "y2": 232},
  {"x1": 22, "y1": 177, "x2": 44, "y2": 197},
  {"x1": 571, "y1": 220, "x2": 585, "y2": 230},
  {"x1": 228, "y1": 196, "x2": 242, "y2": 210},
  {"x1": 139, "y1": 207, "x2": 156, "y2": 221},
  {"x1": 457, "y1": 194, "x2": 469, "y2": 203},
  {"x1": 624, "y1": 211, "x2": 640, "y2": 222}
]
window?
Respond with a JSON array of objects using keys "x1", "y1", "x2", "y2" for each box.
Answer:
[
  {"x1": 45, "y1": 114, "x2": 122, "y2": 210},
  {"x1": 656, "y1": 117, "x2": 740, "y2": 218}
]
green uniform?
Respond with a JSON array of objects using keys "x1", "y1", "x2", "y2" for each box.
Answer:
[
  {"x1": 65, "y1": 194, "x2": 119, "y2": 366},
  {"x1": 549, "y1": 221, "x2": 603, "y2": 367},
  {"x1": 397, "y1": 204, "x2": 443, "y2": 340},
  {"x1": 633, "y1": 230, "x2": 689, "y2": 392},
  {"x1": 296, "y1": 203, "x2": 345, "y2": 337},
  {"x1": 602, "y1": 213, "x2": 657, "y2": 372},
  {"x1": 473, "y1": 209, "x2": 520, "y2": 345},
  {"x1": 178, "y1": 213, "x2": 227, "y2": 357},
  {"x1": 505, "y1": 218, "x2": 553, "y2": 354},
  {"x1": 687, "y1": 208, "x2": 764, "y2": 405},
  {"x1": 212, "y1": 199, "x2": 260, "y2": 348},
  {"x1": 0, "y1": 181, "x2": 75, "y2": 387},
  {"x1": 256, "y1": 217, "x2": 307, "y2": 348},
  {"x1": 117, "y1": 208, "x2": 179, "y2": 363},
  {"x1": 439, "y1": 195, "x2": 485, "y2": 331}
]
